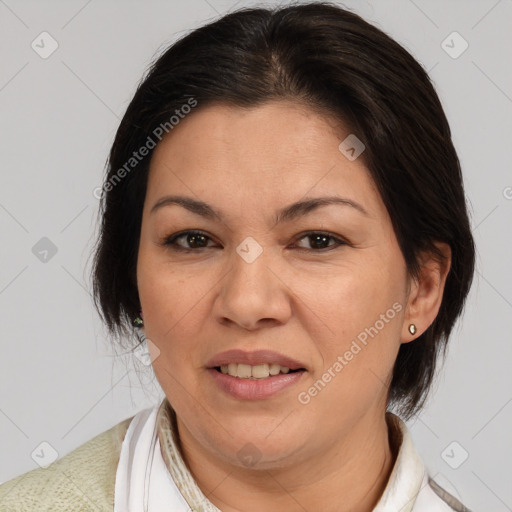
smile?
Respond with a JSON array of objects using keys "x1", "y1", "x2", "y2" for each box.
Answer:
[{"x1": 216, "y1": 363, "x2": 300, "y2": 379}]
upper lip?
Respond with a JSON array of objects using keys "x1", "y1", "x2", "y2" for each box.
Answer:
[{"x1": 206, "y1": 349, "x2": 307, "y2": 371}]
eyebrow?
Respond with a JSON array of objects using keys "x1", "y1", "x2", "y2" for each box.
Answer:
[{"x1": 150, "y1": 194, "x2": 368, "y2": 225}]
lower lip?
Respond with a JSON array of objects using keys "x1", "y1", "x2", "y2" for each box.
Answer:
[{"x1": 207, "y1": 368, "x2": 306, "y2": 400}]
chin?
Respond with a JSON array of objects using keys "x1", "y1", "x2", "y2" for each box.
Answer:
[{"x1": 207, "y1": 425, "x2": 309, "y2": 470}]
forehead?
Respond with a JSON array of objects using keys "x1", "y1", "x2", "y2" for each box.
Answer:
[{"x1": 146, "y1": 101, "x2": 382, "y2": 218}]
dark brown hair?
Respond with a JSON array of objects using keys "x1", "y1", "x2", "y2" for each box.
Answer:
[{"x1": 90, "y1": 2, "x2": 475, "y2": 419}]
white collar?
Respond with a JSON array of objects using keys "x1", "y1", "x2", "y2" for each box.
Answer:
[
  {"x1": 114, "y1": 399, "x2": 463, "y2": 512},
  {"x1": 373, "y1": 413, "x2": 426, "y2": 512},
  {"x1": 114, "y1": 404, "x2": 197, "y2": 512}
]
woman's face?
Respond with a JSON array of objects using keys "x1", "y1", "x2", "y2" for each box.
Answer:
[{"x1": 137, "y1": 101, "x2": 412, "y2": 468}]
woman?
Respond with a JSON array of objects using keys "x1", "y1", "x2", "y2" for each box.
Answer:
[{"x1": 0, "y1": 2, "x2": 475, "y2": 511}]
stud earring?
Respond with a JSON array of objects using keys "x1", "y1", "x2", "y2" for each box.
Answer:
[
  {"x1": 408, "y1": 324, "x2": 417, "y2": 335},
  {"x1": 133, "y1": 311, "x2": 144, "y2": 328}
]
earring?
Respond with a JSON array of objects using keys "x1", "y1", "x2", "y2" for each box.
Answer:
[
  {"x1": 408, "y1": 324, "x2": 417, "y2": 335},
  {"x1": 133, "y1": 312, "x2": 144, "y2": 328}
]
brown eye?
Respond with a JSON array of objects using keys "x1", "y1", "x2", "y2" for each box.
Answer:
[
  {"x1": 294, "y1": 231, "x2": 347, "y2": 251},
  {"x1": 163, "y1": 230, "x2": 215, "y2": 251}
]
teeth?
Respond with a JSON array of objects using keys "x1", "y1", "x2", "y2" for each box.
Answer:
[
  {"x1": 219, "y1": 363, "x2": 298, "y2": 379},
  {"x1": 237, "y1": 363, "x2": 252, "y2": 378},
  {"x1": 269, "y1": 363, "x2": 281, "y2": 376},
  {"x1": 251, "y1": 364, "x2": 269, "y2": 379}
]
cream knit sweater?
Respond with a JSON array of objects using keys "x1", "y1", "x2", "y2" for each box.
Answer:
[{"x1": 0, "y1": 416, "x2": 133, "y2": 511}]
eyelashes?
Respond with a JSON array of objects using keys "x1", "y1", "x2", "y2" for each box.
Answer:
[{"x1": 161, "y1": 229, "x2": 349, "y2": 253}]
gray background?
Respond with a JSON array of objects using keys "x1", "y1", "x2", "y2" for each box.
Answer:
[{"x1": 0, "y1": 0, "x2": 511, "y2": 510}]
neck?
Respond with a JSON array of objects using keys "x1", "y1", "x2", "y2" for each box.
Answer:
[{"x1": 174, "y1": 410, "x2": 397, "y2": 512}]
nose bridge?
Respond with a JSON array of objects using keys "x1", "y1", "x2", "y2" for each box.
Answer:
[
  {"x1": 216, "y1": 236, "x2": 291, "y2": 329},
  {"x1": 229, "y1": 235, "x2": 276, "y2": 296}
]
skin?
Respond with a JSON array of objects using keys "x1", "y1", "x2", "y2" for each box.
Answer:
[{"x1": 136, "y1": 101, "x2": 451, "y2": 512}]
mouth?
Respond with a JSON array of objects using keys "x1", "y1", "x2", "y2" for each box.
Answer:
[{"x1": 206, "y1": 349, "x2": 308, "y2": 400}]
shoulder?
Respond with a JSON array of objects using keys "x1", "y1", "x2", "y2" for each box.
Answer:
[{"x1": 0, "y1": 415, "x2": 134, "y2": 512}]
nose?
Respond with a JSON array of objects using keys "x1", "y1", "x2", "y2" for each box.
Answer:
[{"x1": 213, "y1": 244, "x2": 293, "y2": 331}]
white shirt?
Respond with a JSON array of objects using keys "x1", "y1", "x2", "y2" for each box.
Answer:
[{"x1": 114, "y1": 399, "x2": 472, "y2": 512}]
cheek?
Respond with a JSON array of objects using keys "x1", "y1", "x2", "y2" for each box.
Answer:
[
  {"x1": 296, "y1": 255, "x2": 406, "y2": 340},
  {"x1": 296, "y1": 252, "x2": 406, "y2": 393},
  {"x1": 136, "y1": 247, "x2": 222, "y2": 376},
  {"x1": 137, "y1": 250, "x2": 187, "y2": 347}
]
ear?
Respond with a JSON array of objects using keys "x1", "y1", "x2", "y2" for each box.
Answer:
[{"x1": 402, "y1": 242, "x2": 451, "y2": 343}]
